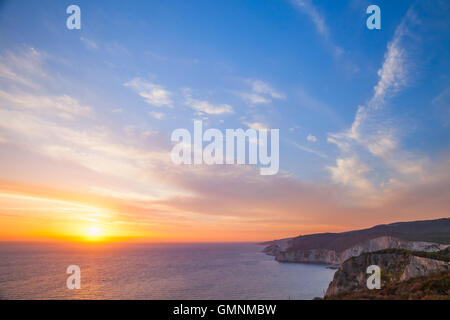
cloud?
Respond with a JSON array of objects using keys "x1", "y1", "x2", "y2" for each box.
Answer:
[
  {"x1": 149, "y1": 111, "x2": 165, "y2": 120},
  {"x1": 244, "y1": 122, "x2": 269, "y2": 130},
  {"x1": 330, "y1": 8, "x2": 412, "y2": 132},
  {"x1": 0, "y1": 51, "x2": 168, "y2": 183},
  {"x1": 0, "y1": 47, "x2": 93, "y2": 120},
  {"x1": 0, "y1": 48, "x2": 173, "y2": 194},
  {"x1": 239, "y1": 79, "x2": 285, "y2": 105},
  {"x1": 2, "y1": 157, "x2": 449, "y2": 241},
  {"x1": 80, "y1": 37, "x2": 98, "y2": 50},
  {"x1": 124, "y1": 78, "x2": 173, "y2": 107},
  {"x1": 184, "y1": 93, "x2": 234, "y2": 115},
  {"x1": 155, "y1": 153, "x2": 450, "y2": 232},
  {"x1": 0, "y1": 50, "x2": 447, "y2": 240},
  {"x1": 239, "y1": 92, "x2": 271, "y2": 105},
  {"x1": 0, "y1": 17, "x2": 448, "y2": 242},
  {"x1": 0, "y1": 47, "x2": 47, "y2": 89},
  {"x1": 292, "y1": 142, "x2": 327, "y2": 159},
  {"x1": 249, "y1": 79, "x2": 285, "y2": 99},
  {"x1": 432, "y1": 87, "x2": 450, "y2": 127},
  {"x1": 292, "y1": 0, "x2": 329, "y2": 38},
  {"x1": 366, "y1": 135, "x2": 396, "y2": 158},
  {"x1": 292, "y1": 0, "x2": 343, "y2": 58},
  {"x1": 370, "y1": 30, "x2": 408, "y2": 109},
  {"x1": 326, "y1": 156, "x2": 373, "y2": 193},
  {"x1": 0, "y1": 90, "x2": 92, "y2": 120},
  {"x1": 307, "y1": 134, "x2": 317, "y2": 142},
  {"x1": 0, "y1": 106, "x2": 171, "y2": 185},
  {"x1": 326, "y1": 6, "x2": 428, "y2": 199}
]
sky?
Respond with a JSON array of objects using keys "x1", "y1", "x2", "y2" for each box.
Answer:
[{"x1": 0, "y1": 0, "x2": 449, "y2": 242}]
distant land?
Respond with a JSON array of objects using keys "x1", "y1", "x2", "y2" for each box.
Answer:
[{"x1": 263, "y1": 218, "x2": 450, "y2": 266}]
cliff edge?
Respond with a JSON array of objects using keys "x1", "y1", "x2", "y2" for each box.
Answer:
[{"x1": 324, "y1": 248, "x2": 449, "y2": 298}]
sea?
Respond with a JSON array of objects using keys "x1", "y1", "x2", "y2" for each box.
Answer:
[{"x1": 0, "y1": 242, "x2": 336, "y2": 300}]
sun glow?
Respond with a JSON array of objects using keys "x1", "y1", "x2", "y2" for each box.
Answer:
[{"x1": 87, "y1": 226, "x2": 102, "y2": 240}]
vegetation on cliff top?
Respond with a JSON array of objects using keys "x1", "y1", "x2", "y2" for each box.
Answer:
[
  {"x1": 324, "y1": 271, "x2": 450, "y2": 300},
  {"x1": 358, "y1": 248, "x2": 450, "y2": 262}
]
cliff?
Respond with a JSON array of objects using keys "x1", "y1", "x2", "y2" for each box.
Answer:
[
  {"x1": 324, "y1": 248, "x2": 449, "y2": 299},
  {"x1": 324, "y1": 270, "x2": 450, "y2": 300},
  {"x1": 264, "y1": 218, "x2": 450, "y2": 266}
]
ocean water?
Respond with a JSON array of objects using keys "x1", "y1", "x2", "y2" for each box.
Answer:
[{"x1": 0, "y1": 242, "x2": 336, "y2": 300}]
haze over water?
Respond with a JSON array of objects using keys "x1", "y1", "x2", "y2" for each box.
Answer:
[{"x1": 0, "y1": 242, "x2": 335, "y2": 300}]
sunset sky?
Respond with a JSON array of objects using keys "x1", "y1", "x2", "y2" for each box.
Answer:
[{"x1": 0, "y1": 0, "x2": 449, "y2": 243}]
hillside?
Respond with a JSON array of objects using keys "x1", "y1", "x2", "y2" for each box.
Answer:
[{"x1": 263, "y1": 218, "x2": 450, "y2": 265}]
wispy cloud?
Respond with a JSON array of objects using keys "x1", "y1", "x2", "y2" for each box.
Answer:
[
  {"x1": 292, "y1": 0, "x2": 329, "y2": 38},
  {"x1": 431, "y1": 87, "x2": 450, "y2": 127},
  {"x1": 0, "y1": 90, "x2": 92, "y2": 120},
  {"x1": 0, "y1": 47, "x2": 47, "y2": 89},
  {"x1": 292, "y1": 141, "x2": 327, "y2": 158},
  {"x1": 370, "y1": 27, "x2": 409, "y2": 109},
  {"x1": 239, "y1": 79, "x2": 285, "y2": 105},
  {"x1": 0, "y1": 48, "x2": 170, "y2": 188},
  {"x1": 184, "y1": 93, "x2": 234, "y2": 115},
  {"x1": 326, "y1": 6, "x2": 427, "y2": 199},
  {"x1": 149, "y1": 111, "x2": 165, "y2": 120},
  {"x1": 249, "y1": 79, "x2": 285, "y2": 99},
  {"x1": 80, "y1": 36, "x2": 98, "y2": 50},
  {"x1": 239, "y1": 92, "x2": 271, "y2": 105},
  {"x1": 292, "y1": 0, "x2": 344, "y2": 58},
  {"x1": 0, "y1": 105, "x2": 173, "y2": 189},
  {"x1": 124, "y1": 78, "x2": 173, "y2": 107},
  {"x1": 0, "y1": 47, "x2": 93, "y2": 121}
]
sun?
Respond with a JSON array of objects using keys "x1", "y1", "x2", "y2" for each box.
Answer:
[{"x1": 87, "y1": 226, "x2": 101, "y2": 238}]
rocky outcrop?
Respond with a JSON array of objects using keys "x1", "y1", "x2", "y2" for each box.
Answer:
[
  {"x1": 270, "y1": 236, "x2": 448, "y2": 266},
  {"x1": 324, "y1": 249, "x2": 449, "y2": 297}
]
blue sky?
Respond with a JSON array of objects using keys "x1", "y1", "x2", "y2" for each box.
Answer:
[{"x1": 0, "y1": 0, "x2": 449, "y2": 241}]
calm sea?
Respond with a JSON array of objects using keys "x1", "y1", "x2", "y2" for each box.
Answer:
[{"x1": 0, "y1": 242, "x2": 335, "y2": 300}]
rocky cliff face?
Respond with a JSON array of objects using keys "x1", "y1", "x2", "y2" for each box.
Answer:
[
  {"x1": 266, "y1": 236, "x2": 448, "y2": 266},
  {"x1": 324, "y1": 271, "x2": 450, "y2": 300},
  {"x1": 399, "y1": 255, "x2": 449, "y2": 281},
  {"x1": 262, "y1": 238, "x2": 292, "y2": 256},
  {"x1": 325, "y1": 249, "x2": 449, "y2": 297}
]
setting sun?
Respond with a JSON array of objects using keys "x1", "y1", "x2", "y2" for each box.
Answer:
[{"x1": 87, "y1": 226, "x2": 102, "y2": 239}]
